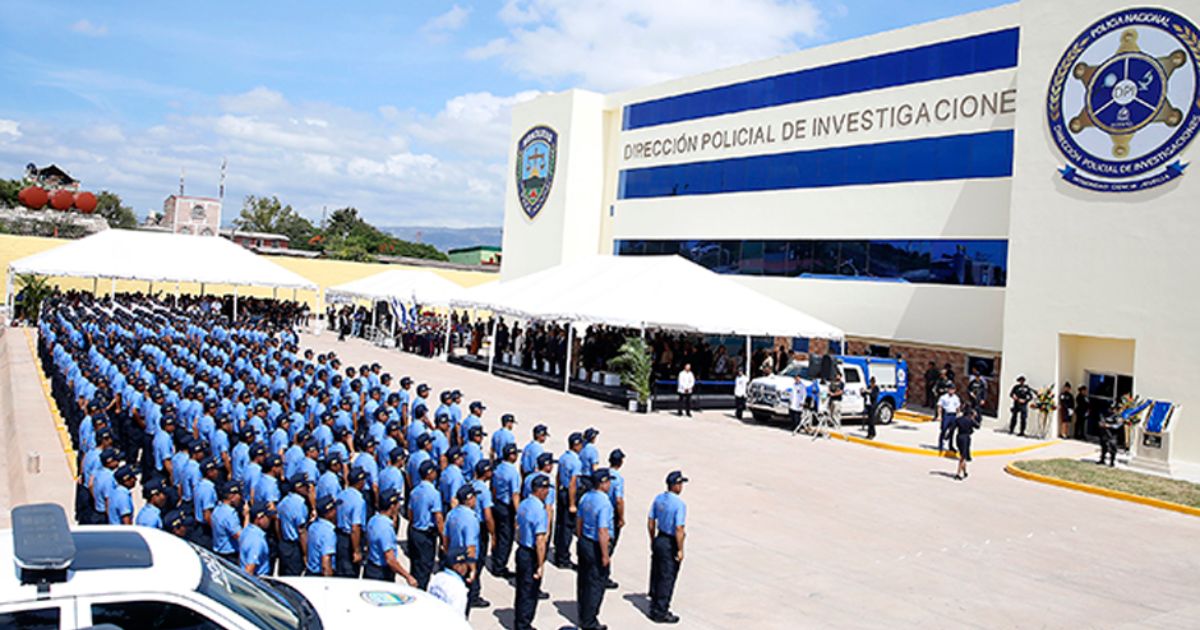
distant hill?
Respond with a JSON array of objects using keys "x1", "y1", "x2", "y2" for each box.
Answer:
[{"x1": 383, "y1": 226, "x2": 502, "y2": 252}]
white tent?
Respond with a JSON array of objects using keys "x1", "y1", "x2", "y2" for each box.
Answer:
[
  {"x1": 326, "y1": 269, "x2": 466, "y2": 306},
  {"x1": 453, "y1": 255, "x2": 843, "y2": 339},
  {"x1": 6, "y1": 229, "x2": 316, "y2": 299}
]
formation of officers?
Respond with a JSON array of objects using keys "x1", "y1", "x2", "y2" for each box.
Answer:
[{"x1": 40, "y1": 291, "x2": 688, "y2": 628}]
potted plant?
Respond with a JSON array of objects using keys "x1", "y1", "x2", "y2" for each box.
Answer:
[
  {"x1": 608, "y1": 336, "x2": 652, "y2": 413},
  {"x1": 14, "y1": 273, "x2": 54, "y2": 325}
]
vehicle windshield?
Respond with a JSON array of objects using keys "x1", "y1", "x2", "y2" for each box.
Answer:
[
  {"x1": 780, "y1": 362, "x2": 809, "y2": 378},
  {"x1": 191, "y1": 544, "x2": 303, "y2": 630}
]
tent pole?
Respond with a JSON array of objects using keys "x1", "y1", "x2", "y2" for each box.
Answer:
[
  {"x1": 92, "y1": 277, "x2": 98, "y2": 296},
  {"x1": 233, "y1": 286, "x2": 239, "y2": 321},
  {"x1": 487, "y1": 317, "x2": 497, "y2": 374},
  {"x1": 443, "y1": 311, "x2": 452, "y2": 360},
  {"x1": 272, "y1": 287, "x2": 278, "y2": 300},
  {"x1": 745, "y1": 335, "x2": 751, "y2": 376},
  {"x1": 200, "y1": 283, "x2": 205, "y2": 297},
  {"x1": 174, "y1": 282, "x2": 180, "y2": 308},
  {"x1": 564, "y1": 322, "x2": 573, "y2": 393},
  {"x1": 372, "y1": 299, "x2": 378, "y2": 332},
  {"x1": 110, "y1": 278, "x2": 116, "y2": 300},
  {"x1": 391, "y1": 301, "x2": 397, "y2": 343},
  {"x1": 292, "y1": 288, "x2": 297, "y2": 302},
  {"x1": 4, "y1": 269, "x2": 13, "y2": 314}
]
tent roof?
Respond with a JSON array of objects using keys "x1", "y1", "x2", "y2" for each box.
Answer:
[
  {"x1": 453, "y1": 255, "x2": 843, "y2": 339},
  {"x1": 7, "y1": 229, "x2": 316, "y2": 290},
  {"x1": 326, "y1": 268, "x2": 467, "y2": 305}
]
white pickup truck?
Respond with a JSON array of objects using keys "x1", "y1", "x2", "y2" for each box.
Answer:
[{"x1": 746, "y1": 355, "x2": 908, "y2": 425}]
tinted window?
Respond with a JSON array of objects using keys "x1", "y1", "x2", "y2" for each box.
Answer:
[
  {"x1": 844, "y1": 368, "x2": 862, "y2": 384},
  {"x1": 91, "y1": 601, "x2": 221, "y2": 630},
  {"x1": 0, "y1": 608, "x2": 60, "y2": 629}
]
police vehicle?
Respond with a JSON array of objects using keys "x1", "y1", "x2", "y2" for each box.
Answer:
[
  {"x1": 746, "y1": 354, "x2": 907, "y2": 425},
  {"x1": 0, "y1": 503, "x2": 470, "y2": 629}
]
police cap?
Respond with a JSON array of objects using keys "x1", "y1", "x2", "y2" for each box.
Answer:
[
  {"x1": 591, "y1": 468, "x2": 611, "y2": 485},
  {"x1": 455, "y1": 485, "x2": 477, "y2": 503},
  {"x1": 666, "y1": 470, "x2": 689, "y2": 486},
  {"x1": 418, "y1": 460, "x2": 438, "y2": 479},
  {"x1": 609, "y1": 448, "x2": 626, "y2": 464}
]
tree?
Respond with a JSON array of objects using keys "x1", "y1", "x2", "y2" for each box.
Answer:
[
  {"x1": 0, "y1": 178, "x2": 20, "y2": 208},
  {"x1": 320, "y1": 206, "x2": 447, "y2": 262},
  {"x1": 234, "y1": 195, "x2": 318, "y2": 248},
  {"x1": 94, "y1": 190, "x2": 138, "y2": 229},
  {"x1": 608, "y1": 336, "x2": 654, "y2": 406}
]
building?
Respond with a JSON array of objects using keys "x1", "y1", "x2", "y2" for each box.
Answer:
[
  {"x1": 162, "y1": 195, "x2": 221, "y2": 236},
  {"x1": 220, "y1": 229, "x2": 290, "y2": 251},
  {"x1": 500, "y1": 0, "x2": 1200, "y2": 471},
  {"x1": 447, "y1": 245, "x2": 501, "y2": 267},
  {"x1": 23, "y1": 163, "x2": 79, "y2": 192}
]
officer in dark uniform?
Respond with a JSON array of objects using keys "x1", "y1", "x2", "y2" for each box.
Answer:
[
  {"x1": 408, "y1": 459, "x2": 444, "y2": 588},
  {"x1": 514, "y1": 474, "x2": 551, "y2": 630},
  {"x1": 648, "y1": 470, "x2": 688, "y2": 624},
  {"x1": 1009, "y1": 375, "x2": 1034, "y2": 436},
  {"x1": 1099, "y1": 405, "x2": 1121, "y2": 467},
  {"x1": 576, "y1": 468, "x2": 614, "y2": 630}
]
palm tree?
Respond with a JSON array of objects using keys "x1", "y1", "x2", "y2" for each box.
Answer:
[{"x1": 14, "y1": 273, "x2": 54, "y2": 324}]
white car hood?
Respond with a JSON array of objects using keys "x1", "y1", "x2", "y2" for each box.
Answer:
[{"x1": 277, "y1": 576, "x2": 471, "y2": 629}]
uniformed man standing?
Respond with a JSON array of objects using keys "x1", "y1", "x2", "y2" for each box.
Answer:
[
  {"x1": 211, "y1": 482, "x2": 243, "y2": 564},
  {"x1": 444, "y1": 485, "x2": 484, "y2": 611},
  {"x1": 514, "y1": 474, "x2": 551, "y2": 630},
  {"x1": 364, "y1": 490, "x2": 419, "y2": 586},
  {"x1": 428, "y1": 547, "x2": 474, "y2": 619},
  {"x1": 606, "y1": 449, "x2": 626, "y2": 590},
  {"x1": 489, "y1": 443, "x2": 522, "y2": 578},
  {"x1": 408, "y1": 460, "x2": 444, "y2": 588},
  {"x1": 335, "y1": 468, "x2": 368, "y2": 578},
  {"x1": 1099, "y1": 405, "x2": 1121, "y2": 467},
  {"x1": 470, "y1": 460, "x2": 495, "y2": 585},
  {"x1": 1009, "y1": 375, "x2": 1034, "y2": 436},
  {"x1": 305, "y1": 497, "x2": 338, "y2": 577},
  {"x1": 554, "y1": 432, "x2": 584, "y2": 569},
  {"x1": 827, "y1": 373, "x2": 845, "y2": 428},
  {"x1": 520, "y1": 424, "x2": 550, "y2": 475},
  {"x1": 576, "y1": 469, "x2": 614, "y2": 630},
  {"x1": 135, "y1": 479, "x2": 167, "y2": 529},
  {"x1": 240, "y1": 503, "x2": 274, "y2": 577},
  {"x1": 733, "y1": 368, "x2": 748, "y2": 420},
  {"x1": 648, "y1": 471, "x2": 688, "y2": 624},
  {"x1": 277, "y1": 475, "x2": 312, "y2": 576},
  {"x1": 491, "y1": 413, "x2": 518, "y2": 461},
  {"x1": 937, "y1": 383, "x2": 962, "y2": 453}
]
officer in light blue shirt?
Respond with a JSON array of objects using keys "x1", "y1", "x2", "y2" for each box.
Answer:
[
  {"x1": 255, "y1": 454, "x2": 283, "y2": 507},
  {"x1": 445, "y1": 485, "x2": 484, "y2": 607},
  {"x1": 648, "y1": 470, "x2": 689, "y2": 622},
  {"x1": 514, "y1": 474, "x2": 552, "y2": 627},
  {"x1": 407, "y1": 460, "x2": 443, "y2": 589},
  {"x1": 270, "y1": 415, "x2": 291, "y2": 457},
  {"x1": 135, "y1": 479, "x2": 167, "y2": 529},
  {"x1": 107, "y1": 465, "x2": 137, "y2": 525},
  {"x1": 363, "y1": 490, "x2": 419, "y2": 586},
  {"x1": 490, "y1": 443, "x2": 522, "y2": 577},
  {"x1": 306, "y1": 497, "x2": 338, "y2": 576},
  {"x1": 277, "y1": 475, "x2": 312, "y2": 577},
  {"x1": 607, "y1": 449, "x2": 627, "y2": 552},
  {"x1": 90, "y1": 450, "x2": 119, "y2": 525},
  {"x1": 576, "y1": 469, "x2": 615, "y2": 629},
  {"x1": 230, "y1": 428, "x2": 254, "y2": 483},
  {"x1": 553, "y1": 432, "x2": 584, "y2": 568},
  {"x1": 317, "y1": 454, "x2": 343, "y2": 503},
  {"x1": 520, "y1": 424, "x2": 549, "y2": 475},
  {"x1": 406, "y1": 405, "x2": 431, "y2": 452},
  {"x1": 579, "y1": 427, "x2": 601, "y2": 475},
  {"x1": 490, "y1": 413, "x2": 517, "y2": 461},
  {"x1": 335, "y1": 468, "x2": 369, "y2": 578},
  {"x1": 460, "y1": 401, "x2": 485, "y2": 447},
  {"x1": 211, "y1": 482, "x2": 243, "y2": 561},
  {"x1": 439, "y1": 447, "x2": 467, "y2": 508},
  {"x1": 239, "y1": 502, "x2": 274, "y2": 577},
  {"x1": 152, "y1": 416, "x2": 177, "y2": 481},
  {"x1": 406, "y1": 434, "x2": 434, "y2": 492},
  {"x1": 378, "y1": 447, "x2": 406, "y2": 500},
  {"x1": 193, "y1": 459, "x2": 220, "y2": 547},
  {"x1": 462, "y1": 426, "x2": 486, "y2": 482}
]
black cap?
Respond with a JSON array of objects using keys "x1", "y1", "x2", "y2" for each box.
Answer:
[
  {"x1": 165, "y1": 510, "x2": 187, "y2": 530},
  {"x1": 189, "y1": 441, "x2": 206, "y2": 454},
  {"x1": 530, "y1": 474, "x2": 551, "y2": 490},
  {"x1": 446, "y1": 446, "x2": 463, "y2": 461},
  {"x1": 317, "y1": 496, "x2": 337, "y2": 515},
  {"x1": 501, "y1": 413, "x2": 516, "y2": 424},
  {"x1": 249, "y1": 443, "x2": 267, "y2": 459},
  {"x1": 436, "y1": 413, "x2": 450, "y2": 425},
  {"x1": 455, "y1": 485, "x2": 477, "y2": 502},
  {"x1": 100, "y1": 448, "x2": 119, "y2": 464},
  {"x1": 417, "y1": 383, "x2": 430, "y2": 393},
  {"x1": 469, "y1": 400, "x2": 485, "y2": 411},
  {"x1": 468, "y1": 426, "x2": 486, "y2": 439},
  {"x1": 264, "y1": 454, "x2": 282, "y2": 469},
  {"x1": 418, "y1": 460, "x2": 438, "y2": 479},
  {"x1": 609, "y1": 448, "x2": 625, "y2": 463},
  {"x1": 591, "y1": 468, "x2": 611, "y2": 484},
  {"x1": 666, "y1": 470, "x2": 689, "y2": 486},
  {"x1": 502, "y1": 443, "x2": 519, "y2": 458},
  {"x1": 250, "y1": 502, "x2": 277, "y2": 520},
  {"x1": 445, "y1": 547, "x2": 474, "y2": 565},
  {"x1": 400, "y1": 376, "x2": 413, "y2": 386},
  {"x1": 380, "y1": 489, "x2": 402, "y2": 508},
  {"x1": 143, "y1": 478, "x2": 165, "y2": 497},
  {"x1": 288, "y1": 473, "x2": 312, "y2": 487},
  {"x1": 390, "y1": 446, "x2": 407, "y2": 463},
  {"x1": 584, "y1": 427, "x2": 599, "y2": 441},
  {"x1": 221, "y1": 481, "x2": 242, "y2": 498},
  {"x1": 568, "y1": 432, "x2": 583, "y2": 446},
  {"x1": 348, "y1": 468, "x2": 368, "y2": 484},
  {"x1": 474, "y1": 460, "x2": 493, "y2": 476},
  {"x1": 537, "y1": 452, "x2": 556, "y2": 468},
  {"x1": 96, "y1": 427, "x2": 114, "y2": 441},
  {"x1": 416, "y1": 433, "x2": 432, "y2": 447},
  {"x1": 533, "y1": 424, "x2": 549, "y2": 437},
  {"x1": 201, "y1": 459, "x2": 219, "y2": 473},
  {"x1": 115, "y1": 465, "x2": 136, "y2": 482}
]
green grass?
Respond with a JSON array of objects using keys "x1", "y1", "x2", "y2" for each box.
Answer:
[{"x1": 1014, "y1": 458, "x2": 1200, "y2": 508}]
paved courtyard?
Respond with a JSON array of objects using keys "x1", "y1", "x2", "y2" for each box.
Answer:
[{"x1": 300, "y1": 335, "x2": 1200, "y2": 630}]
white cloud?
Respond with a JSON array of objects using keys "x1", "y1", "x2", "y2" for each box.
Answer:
[
  {"x1": 0, "y1": 119, "x2": 20, "y2": 139},
  {"x1": 69, "y1": 19, "x2": 108, "y2": 37},
  {"x1": 408, "y1": 90, "x2": 542, "y2": 158},
  {"x1": 422, "y1": 5, "x2": 472, "y2": 41},
  {"x1": 218, "y1": 87, "x2": 288, "y2": 114},
  {"x1": 471, "y1": 0, "x2": 822, "y2": 91}
]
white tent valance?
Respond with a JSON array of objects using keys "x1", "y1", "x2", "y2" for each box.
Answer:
[
  {"x1": 452, "y1": 255, "x2": 844, "y2": 339},
  {"x1": 326, "y1": 269, "x2": 467, "y2": 305},
  {"x1": 7, "y1": 229, "x2": 316, "y2": 290}
]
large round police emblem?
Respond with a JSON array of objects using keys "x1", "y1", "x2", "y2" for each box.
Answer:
[
  {"x1": 1047, "y1": 7, "x2": 1200, "y2": 192},
  {"x1": 515, "y1": 125, "x2": 557, "y2": 219}
]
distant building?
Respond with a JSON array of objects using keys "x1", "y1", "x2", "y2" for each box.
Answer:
[
  {"x1": 220, "y1": 229, "x2": 290, "y2": 251},
  {"x1": 162, "y1": 195, "x2": 221, "y2": 236},
  {"x1": 447, "y1": 245, "x2": 501, "y2": 267},
  {"x1": 23, "y1": 163, "x2": 79, "y2": 192}
]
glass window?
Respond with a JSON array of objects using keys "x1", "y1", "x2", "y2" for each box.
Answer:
[
  {"x1": 91, "y1": 601, "x2": 220, "y2": 630},
  {"x1": 868, "y1": 345, "x2": 892, "y2": 358},
  {"x1": 967, "y1": 356, "x2": 996, "y2": 377},
  {"x1": 0, "y1": 608, "x2": 60, "y2": 629},
  {"x1": 739, "y1": 241, "x2": 766, "y2": 275},
  {"x1": 193, "y1": 545, "x2": 301, "y2": 630},
  {"x1": 844, "y1": 368, "x2": 863, "y2": 383}
]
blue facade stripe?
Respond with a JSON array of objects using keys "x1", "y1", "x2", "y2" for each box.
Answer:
[
  {"x1": 617, "y1": 129, "x2": 1014, "y2": 199},
  {"x1": 622, "y1": 28, "x2": 1019, "y2": 131}
]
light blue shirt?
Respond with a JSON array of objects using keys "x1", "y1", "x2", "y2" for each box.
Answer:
[
  {"x1": 336, "y1": 486, "x2": 366, "y2": 533},
  {"x1": 366, "y1": 513, "x2": 398, "y2": 566},
  {"x1": 239, "y1": 523, "x2": 270, "y2": 576},
  {"x1": 517, "y1": 495, "x2": 549, "y2": 548},
  {"x1": 194, "y1": 478, "x2": 217, "y2": 523},
  {"x1": 212, "y1": 503, "x2": 241, "y2": 554},
  {"x1": 278, "y1": 493, "x2": 308, "y2": 542},
  {"x1": 135, "y1": 503, "x2": 162, "y2": 529},
  {"x1": 580, "y1": 443, "x2": 600, "y2": 475},
  {"x1": 439, "y1": 464, "x2": 465, "y2": 507},
  {"x1": 520, "y1": 440, "x2": 544, "y2": 475},
  {"x1": 317, "y1": 470, "x2": 341, "y2": 503},
  {"x1": 445, "y1": 505, "x2": 480, "y2": 552},
  {"x1": 409, "y1": 480, "x2": 442, "y2": 530},
  {"x1": 405, "y1": 421, "x2": 429, "y2": 452},
  {"x1": 651, "y1": 491, "x2": 687, "y2": 536},
  {"x1": 152, "y1": 431, "x2": 174, "y2": 472},
  {"x1": 558, "y1": 450, "x2": 582, "y2": 490},
  {"x1": 463, "y1": 442, "x2": 484, "y2": 481},
  {"x1": 492, "y1": 461, "x2": 521, "y2": 506},
  {"x1": 406, "y1": 449, "x2": 431, "y2": 487},
  {"x1": 578, "y1": 490, "x2": 613, "y2": 541},
  {"x1": 379, "y1": 465, "x2": 405, "y2": 498},
  {"x1": 608, "y1": 469, "x2": 625, "y2": 509},
  {"x1": 491, "y1": 427, "x2": 516, "y2": 457},
  {"x1": 107, "y1": 485, "x2": 133, "y2": 524},
  {"x1": 471, "y1": 479, "x2": 493, "y2": 523},
  {"x1": 306, "y1": 518, "x2": 337, "y2": 574}
]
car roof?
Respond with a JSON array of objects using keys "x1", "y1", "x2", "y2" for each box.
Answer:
[{"x1": 0, "y1": 525, "x2": 202, "y2": 604}]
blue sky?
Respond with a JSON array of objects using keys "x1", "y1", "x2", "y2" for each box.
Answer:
[{"x1": 0, "y1": 0, "x2": 1007, "y2": 227}]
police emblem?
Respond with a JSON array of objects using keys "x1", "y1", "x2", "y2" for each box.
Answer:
[
  {"x1": 1047, "y1": 7, "x2": 1200, "y2": 192},
  {"x1": 515, "y1": 125, "x2": 557, "y2": 219}
]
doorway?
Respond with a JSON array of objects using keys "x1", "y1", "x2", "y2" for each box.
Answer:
[
  {"x1": 1057, "y1": 334, "x2": 1136, "y2": 443},
  {"x1": 1083, "y1": 371, "x2": 1134, "y2": 442}
]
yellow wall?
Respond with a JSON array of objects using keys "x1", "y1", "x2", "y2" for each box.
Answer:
[{"x1": 0, "y1": 233, "x2": 497, "y2": 309}]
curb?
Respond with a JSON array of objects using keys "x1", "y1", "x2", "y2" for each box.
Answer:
[
  {"x1": 895, "y1": 410, "x2": 934, "y2": 423},
  {"x1": 1004, "y1": 462, "x2": 1200, "y2": 518},
  {"x1": 826, "y1": 429, "x2": 1061, "y2": 459},
  {"x1": 22, "y1": 328, "x2": 77, "y2": 478}
]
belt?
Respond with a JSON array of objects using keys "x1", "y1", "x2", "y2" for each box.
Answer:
[{"x1": 411, "y1": 526, "x2": 435, "y2": 534}]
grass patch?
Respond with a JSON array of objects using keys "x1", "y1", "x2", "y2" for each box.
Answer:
[{"x1": 1014, "y1": 458, "x2": 1200, "y2": 508}]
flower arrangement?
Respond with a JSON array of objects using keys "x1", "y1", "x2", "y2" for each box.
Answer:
[
  {"x1": 1032, "y1": 385, "x2": 1057, "y2": 414},
  {"x1": 1113, "y1": 393, "x2": 1148, "y2": 425}
]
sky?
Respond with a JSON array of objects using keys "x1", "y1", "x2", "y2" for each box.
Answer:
[{"x1": 0, "y1": 0, "x2": 1008, "y2": 228}]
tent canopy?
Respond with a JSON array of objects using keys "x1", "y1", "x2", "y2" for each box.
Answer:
[
  {"x1": 326, "y1": 268, "x2": 467, "y2": 305},
  {"x1": 7, "y1": 229, "x2": 316, "y2": 290},
  {"x1": 453, "y1": 255, "x2": 844, "y2": 339}
]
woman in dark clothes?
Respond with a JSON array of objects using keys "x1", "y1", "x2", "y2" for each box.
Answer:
[{"x1": 955, "y1": 406, "x2": 981, "y2": 480}]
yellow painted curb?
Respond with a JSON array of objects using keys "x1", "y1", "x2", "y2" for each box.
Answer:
[
  {"x1": 827, "y1": 429, "x2": 1061, "y2": 459},
  {"x1": 1005, "y1": 462, "x2": 1200, "y2": 518},
  {"x1": 896, "y1": 410, "x2": 934, "y2": 423},
  {"x1": 22, "y1": 328, "x2": 78, "y2": 478}
]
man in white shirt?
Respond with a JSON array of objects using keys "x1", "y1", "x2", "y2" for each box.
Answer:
[
  {"x1": 676, "y1": 364, "x2": 696, "y2": 417},
  {"x1": 733, "y1": 368, "x2": 749, "y2": 420},
  {"x1": 789, "y1": 374, "x2": 806, "y2": 431},
  {"x1": 427, "y1": 547, "x2": 473, "y2": 619},
  {"x1": 937, "y1": 383, "x2": 963, "y2": 453}
]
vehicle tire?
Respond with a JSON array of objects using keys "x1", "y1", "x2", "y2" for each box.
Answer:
[
  {"x1": 873, "y1": 402, "x2": 895, "y2": 425},
  {"x1": 750, "y1": 410, "x2": 771, "y2": 423}
]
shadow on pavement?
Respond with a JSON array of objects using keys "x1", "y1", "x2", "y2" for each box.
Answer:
[
  {"x1": 552, "y1": 599, "x2": 580, "y2": 626},
  {"x1": 623, "y1": 592, "x2": 653, "y2": 618},
  {"x1": 491, "y1": 607, "x2": 515, "y2": 629},
  {"x1": 928, "y1": 471, "x2": 960, "y2": 480}
]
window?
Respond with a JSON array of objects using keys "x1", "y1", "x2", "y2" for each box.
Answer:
[
  {"x1": 843, "y1": 368, "x2": 862, "y2": 383},
  {"x1": 91, "y1": 601, "x2": 221, "y2": 630},
  {"x1": 0, "y1": 607, "x2": 60, "y2": 629},
  {"x1": 966, "y1": 355, "x2": 996, "y2": 377},
  {"x1": 868, "y1": 344, "x2": 891, "y2": 358}
]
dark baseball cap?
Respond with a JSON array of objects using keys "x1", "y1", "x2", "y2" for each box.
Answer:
[
  {"x1": 584, "y1": 427, "x2": 599, "y2": 441},
  {"x1": 537, "y1": 452, "x2": 556, "y2": 468},
  {"x1": 418, "y1": 460, "x2": 438, "y2": 479},
  {"x1": 249, "y1": 444, "x2": 267, "y2": 460},
  {"x1": 568, "y1": 432, "x2": 583, "y2": 446},
  {"x1": 501, "y1": 413, "x2": 516, "y2": 424},
  {"x1": 317, "y1": 496, "x2": 337, "y2": 514},
  {"x1": 591, "y1": 468, "x2": 611, "y2": 484},
  {"x1": 474, "y1": 460, "x2": 493, "y2": 476},
  {"x1": 201, "y1": 459, "x2": 219, "y2": 473},
  {"x1": 609, "y1": 448, "x2": 625, "y2": 463},
  {"x1": 221, "y1": 481, "x2": 242, "y2": 498},
  {"x1": 400, "y1": 376, "x2": 413, "y2": 386},
  {"x1": 348, "y1": 468, "x2": 368, "y2": 484},
  {"x1": 502, "y1": 443, "x2": 519, "y2": 458},
  {"x1": 435, "y1": 413, "x2": 450, "y2": 425},
  {"x1": 416, "y1": 433, "x2": 432, "y2": 447},
  {"x1": 288, "y1": 473, "x2": 312, "y2": 487},
  {"x1": 456, "y1": 485, "x2": 477, "y2": 502},
  {"x1": 143, "y1": 478, "x2": 165, "y2": 497},
  {"x1": 468, "y1": 426, "x2": 486, "y2": 439},
  {"x1": 533, "y1": 424, "x2": 549, "y2": 437},
  {"x1": 264, "y1": 454, "x2": 282, "y2": 469},
  {"x1": 469, "y1": 400, "x2": 486, "y2": 411},
  {"x1": 390, "y1": 446, "x2": 407, "y2": 463},
  {"x1": 446, "y1": 446, "x2": 463, "y2": 461},
  {"x1": 165, "y1": 510, "x2": 187, "y2": 530},
  {"x1": 445, "y1": 547, "x2": 474, "y2": 565},
  {"x1": 530, "y1": 474, "x2": 551, "y2": 490},
  {"x1": 666, "y1": 470, "x2": 689, "y2": 486},
  {"x1": 250, "y1": 502, "x2": 277, "y2": 520},
  {"x1": 101, "y1": 448, "x2": 119, "y2": 464},
  {"x1": 189, "y1": 441, "x2": 206, "y2": 454},
  {"x1": 416, "y1": 383, "x2": 430, "y2": 393},
  {"x1": 380, "y1": 489, "x2": 402, "y2": 508},
  {"x1": 115, "y1": 465, "x2": 136, "y2": 482}
]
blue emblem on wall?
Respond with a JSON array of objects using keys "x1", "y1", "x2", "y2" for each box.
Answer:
[
  {"x1": 1047, "y1": 7, "x2": 1200, "y2": 192},
  {"x1": 515, "y1": 125, "x2": 558, "y2": 219}
]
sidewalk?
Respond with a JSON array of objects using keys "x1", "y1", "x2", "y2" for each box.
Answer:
[{"x1": 826, "y1": 416, "x2": 1070, "y2": 459}]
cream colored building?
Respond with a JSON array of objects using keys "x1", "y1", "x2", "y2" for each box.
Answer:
[{"x1": 499, "y1": 0, "x2": 1200, "y2": 471}]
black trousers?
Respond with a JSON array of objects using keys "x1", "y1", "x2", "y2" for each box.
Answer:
[
  {"x1": 407, "y1": 526, "x2": 437, "y2": 589},
  {"x1": 734, "y1": 396, "x2": 745, "y2": 419},
  {"x1": 1010, "y1": 405, "x2": 1029, "y2": 434},
  {"x1": 514, "y1": 546, "x2": 542, "y2": 630},
  {"x1": 650, "y1": 533, "x2": 681, "y2": 618},
  {"x1": 553, "y1": 493, "x2": 575, "y2": 566},
  {"x1": 278, "y1": 539, "x2": 303, "y2": 576},
  {"x1": 470, "y1": 528, "x2": 489, "y2": 602},
  {"x1": 865, "y1": 403, "x2": 877, "y2": 438},
  {"x1": 218, "y1": 550, "x2": 239, "y2": 565},
  {"x1": 363, "y1": 562, "x2": 394, "y2": 582},
  {"x1": 576, "y1": 537, "x2": 609, "y2": 628},
  {"x1": 1100, "y1": 428, "x2": 1119, "y2": 465},
  {"x1": 678, "y1": 392, "x2": 692, "y2": 415},
  {"x1": 491, "y1": 502, "x2": 515, "y2": 573},
  {"x1": 335, "y1": 531, "x2": 360, "y2": 578}
]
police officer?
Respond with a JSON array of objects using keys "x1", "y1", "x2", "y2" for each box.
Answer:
[
  {"x1": 576, "y1": 469, "x2": 614, "y2": 630},
  {"x1": 490, "y1": 442, "x2": 521, "y2": 578},
  {"x1": 193, "y1": 458, "x2": 220, "y2": 548},
  {"x1": 463, "y1": 426, "x2": 487, "y2": 481},
  {"x1": 335, "y1": 467, "x2": 368, "y2": 578},
  {"x1": 471, "y1": 460, "x2": 496, "y2": 581},
  {"x1": 648, "y1": 470, "x2": 688, "y2": 624},
  {"x1": 408, "y1": 459, "x2": 444, "y2": 588},
  {"x1": 580, "y1": 427, "x2": 601, "y2": 476},
  {"x1": 520, "y1": 424, "x2": 549, "y2": 475},
  {"x1": 445, "y1": 485, "x2": 486, "y2": 611},
  {"x1": 240, "y1": 502, "x2": 274, "y2": 577},
  {"x1": 212, "y1": 481, "x2": 243, "y2": 563},
  {"x1": 514, "y1": 474, "x2": 551, "y2": 630},
  {"x1": 365, "y1": 489, "x2": 420, "y2": 586},
  {"x1": 554, "y1": 432, "x2": 584, "y2": 569},
  {"x1": 306, "y1": 496, "x2": 338, "y2": 576},
  {"x1": 440, "y1": 446, "x2": 467, "y2": 507},
  {"x1": 491, "y1": 413, "x2": 517, "y2": 460},
  {"x1": 428, "y1": 547, "x2": 473, "y2": 619},
  {"x1": 108, "y1": 465, "x2": 137, "y2": 525},
  {"x1": 278, "y1": 474, "x2": 312, "y2": 576},
  {"x1": 164, "y1": 509, "x2": 190, "y2": 540},
  {"x1": 1099, "y1": 405, "x2": 1122, "y2": 467},
  {"x1": 606, "y1": 449, "x2": 626, "y2": 590},
  {"x1": 135, "y1": 479, "x2": 167, "y2": 529},
  {"x1": 1009, "y1": 374, "x2": 1034, "y2": 436}
]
